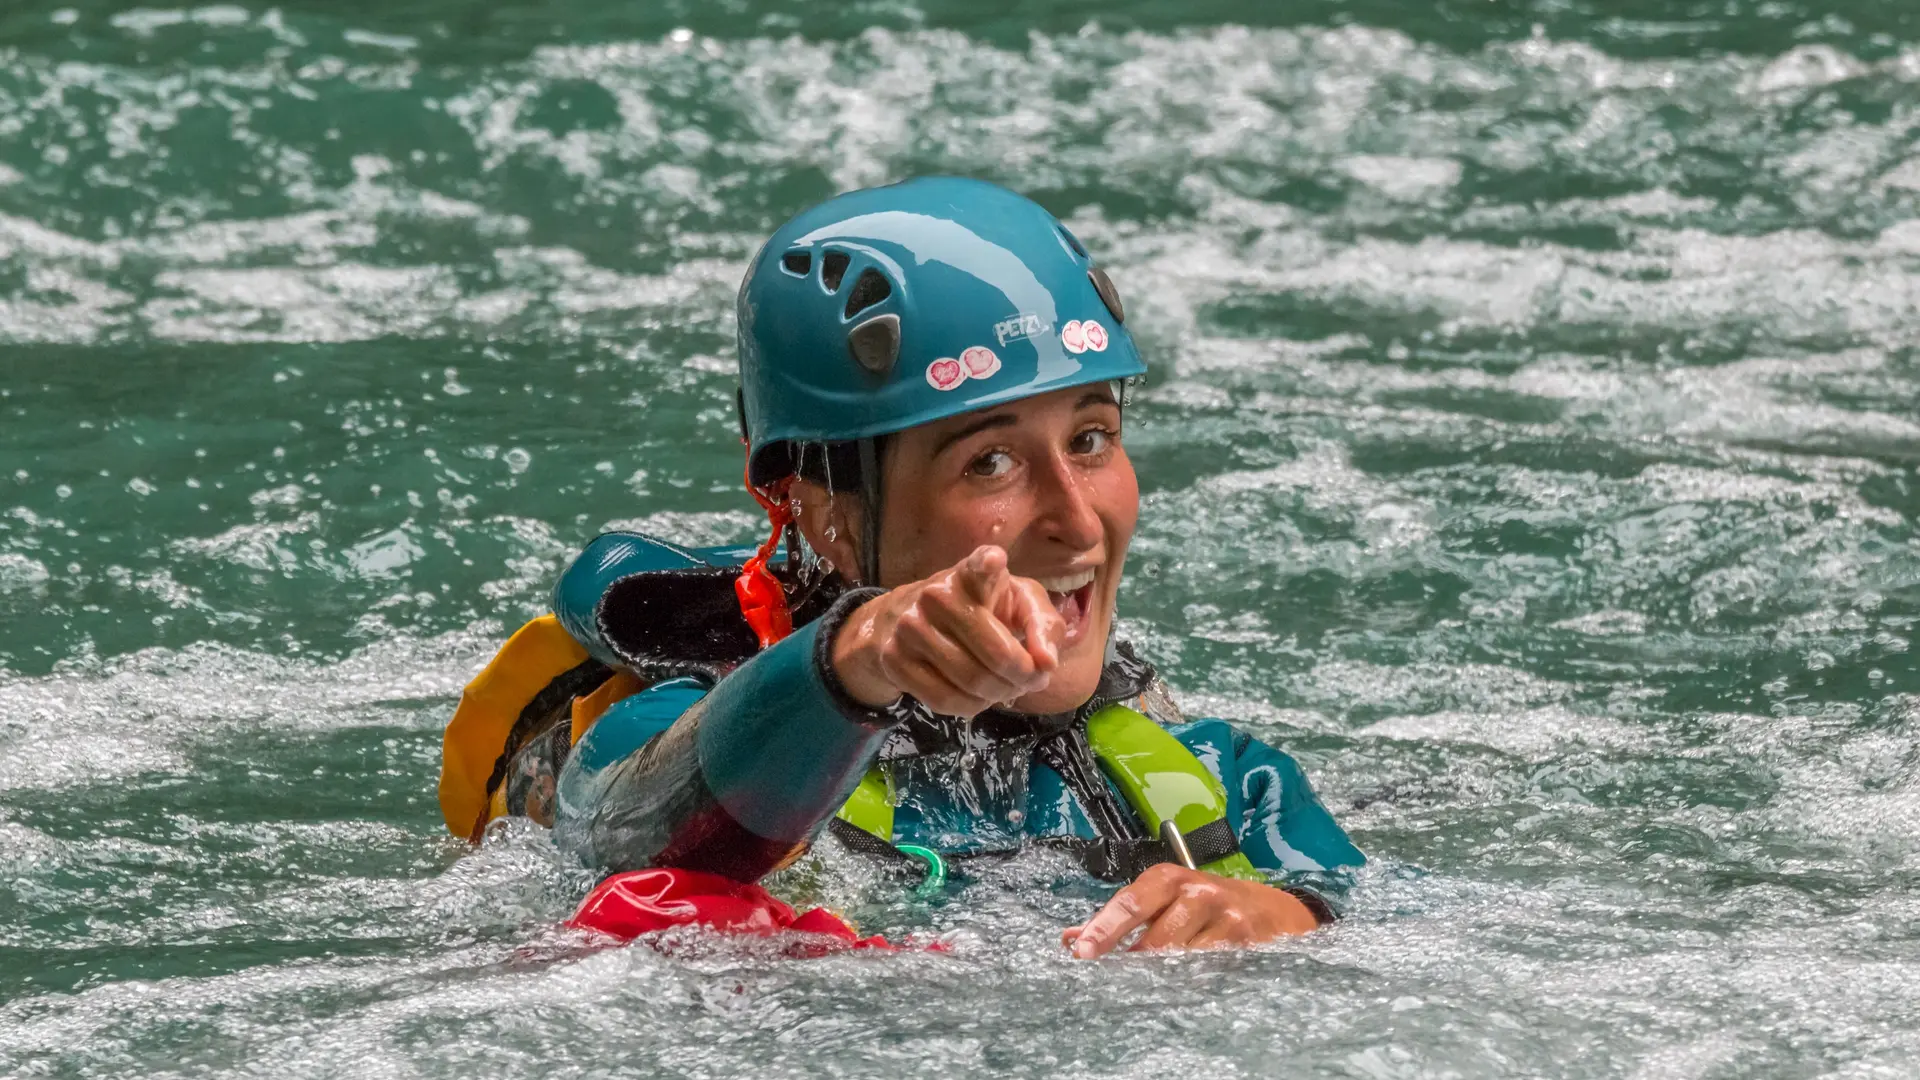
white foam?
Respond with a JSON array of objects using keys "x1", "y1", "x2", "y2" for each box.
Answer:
[
  {"x1": 0, "y1": 631, "x2": 490, "y2": 793},
  {"x1": 0, "y1": 553, "x2": 50, "y2": 592},
  {"x1": 0, "y1": 22, "x2": 1916, "y2": 366},
  {"x1": 1356, "y1": 706, "x2": 1654, "y2": 758}
]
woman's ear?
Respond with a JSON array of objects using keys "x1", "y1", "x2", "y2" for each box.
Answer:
[{"x1": 789, "y1": 479, "x2": 866, "y2": 586}]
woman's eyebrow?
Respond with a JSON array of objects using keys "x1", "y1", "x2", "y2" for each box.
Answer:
[
  {"x1": 931, "y1": 413, "x2": 1018, "y2": 458},
  {"x1": 929, "y1": 392, "x2": 1117, "y2": 458}
]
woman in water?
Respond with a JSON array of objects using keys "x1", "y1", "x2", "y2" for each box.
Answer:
[{"x1": 438, "y1": 177, "x2": 1363, "y2": 956}]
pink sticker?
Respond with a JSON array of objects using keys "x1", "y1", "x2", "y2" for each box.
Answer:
[
  {"x1": 926, "y1": 357, "x2": 967, "y2": 391},
  {"x1": 1060, "y1": 320, "x2": 1087, "y2": 354},
  {"x1": 960, "y1": 345, "x2": 1001, "y2": 379},
  {"x1": 1083, "y1": 320, "x2": 1109, "y2": 352}
]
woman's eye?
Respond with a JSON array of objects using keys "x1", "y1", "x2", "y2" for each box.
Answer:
[
  {"x1": 968, "y1": 450, "x2": 1014, "y2": 477},
  {"x1": 1070, "y1": 429, "x2": 1112, "y2": 455}
]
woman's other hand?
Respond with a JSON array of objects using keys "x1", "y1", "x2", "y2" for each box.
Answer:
[{"x1": 1060, "y1": 864, "x2": 1323, "y2": 957}]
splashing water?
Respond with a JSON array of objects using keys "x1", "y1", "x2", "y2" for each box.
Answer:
[{"x1": 2, "y1": 1, "x2": 1918, "y2": 1076}]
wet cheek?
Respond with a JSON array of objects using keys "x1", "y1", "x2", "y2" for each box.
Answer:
[
  {"x1": 900, "y1": 502, "x2": 1014, "y2": 578},
  {"x1": 961, "y1": 494, "x2": 1019, "y2": 548},
  {"x1": 1100, "y1": 471, "x2": 1141, "y2": 557}
]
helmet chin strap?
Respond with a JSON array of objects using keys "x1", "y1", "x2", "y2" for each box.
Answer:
[{"x1": 856, "y1": 437, "x2": 883, "y2": 588}]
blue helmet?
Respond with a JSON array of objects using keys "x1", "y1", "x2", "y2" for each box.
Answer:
[{"x1": 736, "y1": 177, "x2": 1146, "y2": 486}]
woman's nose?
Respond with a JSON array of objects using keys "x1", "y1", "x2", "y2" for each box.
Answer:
[{"x1": 1032, "y1": 450, "x2": 1103, "y2": 553}]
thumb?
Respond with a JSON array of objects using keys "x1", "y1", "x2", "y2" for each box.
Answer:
[{"x1": 1003, "y1": 578, "x2": 1063, "y2": 672}]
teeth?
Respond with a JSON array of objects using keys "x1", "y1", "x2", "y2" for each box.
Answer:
[{"x1": 1036, "y1": 569, "x2": 1096, "y2": 594}]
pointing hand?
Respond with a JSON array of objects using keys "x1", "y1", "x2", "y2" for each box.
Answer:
[{"x1": 832, "y1": 545, "x2": 1065, "y2": 717}]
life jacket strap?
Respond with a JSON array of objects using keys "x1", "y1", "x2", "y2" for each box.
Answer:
[
  {"x1": 1174, "y1": 817, "x2": 1242, "y2": 868},
  {"x1": 1038, "y1": 818, "x2": 1243, "y2": 882},
  {"x1": 827, "y1": 815, "x2": 907, "y2": 861},
  {"x1": 1032, "y1": 723, "x2": 1138, "y2": 841},
  {"x1": 824, "y1": 817, "x2": 948, "y2": 893}
]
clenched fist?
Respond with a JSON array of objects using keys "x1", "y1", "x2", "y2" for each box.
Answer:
[{"x1": 831, "y1": 545, "x2": 1065, "y2": 717}]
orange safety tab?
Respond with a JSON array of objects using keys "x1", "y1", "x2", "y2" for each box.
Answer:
[
  {"x1": 571, "y1": 669, "x2": 647, "y2": 745},
  {"x1": 735, "y1": 466, "x2": 795, "y2": 650}
]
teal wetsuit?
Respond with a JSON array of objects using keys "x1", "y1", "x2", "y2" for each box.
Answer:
[{"x1": 543, "y1": 533, "x2": 1364, "y2": 899}]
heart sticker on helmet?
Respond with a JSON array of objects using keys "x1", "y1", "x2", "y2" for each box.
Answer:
[
  {"x1": 1083, "y1": 320, "x2": 1109, "y2": 352},
  {"x1": 926, "y1": 358, "x2": 967, "y2": 391},
  {"x1": 1060, "y1": 320, "x2": 1087, "y2": 354},
  {"x1": 960, "y1": 345, "x2": 1001, "y2": 379}
]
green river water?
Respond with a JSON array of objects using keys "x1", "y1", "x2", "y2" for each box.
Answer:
[{"x1": 2, "y1": 1, "x2": 1918, "y2": 1076}]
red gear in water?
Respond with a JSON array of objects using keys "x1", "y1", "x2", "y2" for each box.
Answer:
[{"x1": 568, "y1": 867, "x2": 937, "y2": 957}]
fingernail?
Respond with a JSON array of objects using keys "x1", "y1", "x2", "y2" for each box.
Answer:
[{"x1": 1073, "y1": 939, "x2": 1095, "y2": 959}]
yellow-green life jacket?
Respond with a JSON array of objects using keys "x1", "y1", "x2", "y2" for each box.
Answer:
[{"x1": 834, "y1": 704, "x2": 1263, "y2": 883}]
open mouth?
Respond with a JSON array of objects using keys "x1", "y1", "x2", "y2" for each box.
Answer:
[{"x1": 1036, "y1": 569, "x2": 1098, "y2": 646}]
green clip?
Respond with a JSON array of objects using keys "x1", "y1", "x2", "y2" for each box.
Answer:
[{"x1": 895, "y1": 843, "x2": 948, "y2": 896}]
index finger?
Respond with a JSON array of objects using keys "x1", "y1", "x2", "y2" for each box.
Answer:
[
  {"x1": 1068, "y1": 867, "x2": 1186, "y2": 959},
  {"x1": 953, "y1": 545, "x2": 1010, "y2": 606}
]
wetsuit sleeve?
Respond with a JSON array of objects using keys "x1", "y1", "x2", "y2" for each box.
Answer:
[
  {"x1": 1218, "y1": 724, "x2": 1364, "y2": 916},
  {"x1": 1228, "y1": 727, "x2": 1364, "y2": 871},
  {"x1": 552, "y1": 588, "x2": 896, "y2": 880}
]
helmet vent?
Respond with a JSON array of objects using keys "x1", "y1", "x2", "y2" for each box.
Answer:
[
  {"x1": 820, "y1": 250, "x2": 851, "y2": 292},
  {"x1": 781, "y1": 251, "x2": 812, "y2": 276},
  {"x1": 847, "y1": 313, "x2": 901, "y2": 376},
  {"x1": 1058, "y1": 226, "x2": 1088, "y2": 259},
  {"x1": 1088, "y1": 267, "x2": 1125, "y2": 323},
  {"x1": 843, "y1": 268, "x2": 891, "y2": 319}
]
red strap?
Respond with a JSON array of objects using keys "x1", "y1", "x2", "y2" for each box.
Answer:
[{"x1": 735, "y1": 466, "x2": 795, "y2": 650}]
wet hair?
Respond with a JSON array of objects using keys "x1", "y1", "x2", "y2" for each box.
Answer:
[
  {"x1": 788, "y1": 437, "x2": 890, "y2": 586},
  {"x1": 789, "y1": 437, "x2": 886, "y2": 496}
]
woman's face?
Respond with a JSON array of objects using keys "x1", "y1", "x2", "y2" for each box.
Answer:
[{"x1": 795, "y1": 383, "x2": 1139, "y2": 716}]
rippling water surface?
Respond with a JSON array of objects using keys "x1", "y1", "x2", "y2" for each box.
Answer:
[{"x1": 3, "y1": 1, "x2": 1918, "y2": 1076}]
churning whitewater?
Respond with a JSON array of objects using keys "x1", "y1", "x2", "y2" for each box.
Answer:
[{"x1": 2, "y1": 1, "x2": 1918, "y2": 1076}]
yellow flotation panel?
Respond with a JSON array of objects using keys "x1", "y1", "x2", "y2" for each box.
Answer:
[
  {"x1": 835, "y1": 768, "x2": 895, "y2": 838},
  {"x1": 438, "y1": 615, "x2": 590, "y2": 840}
]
